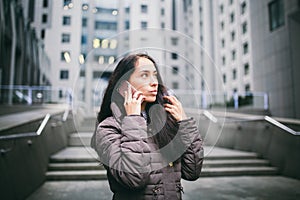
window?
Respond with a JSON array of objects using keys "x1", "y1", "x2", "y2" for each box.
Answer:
[
  {"x1": 125, "y1": 7, "x2": 130, "y2": 13},
  {"x1": 141, "y1": 21, "x2": 148, "y2": 29},
  {"x1": 232, "y1": 50, "x2": 236, "y2": 61},
  {"x1": 223, "y1": 74, "x2": 226, "y2": 83},
  {"x1": 61, "y1": 51, "x2": 70, "y2": 62},
  {"x1": 64, "y1": 0, "x2": 73, "y2": 9},
  {"x1": 59, "y1": 90, "x2": 64, "y2": 98},
  {"x1": 82, "y1": 18, "x2": 87, "y2": 27},
  {"x1": 241, "y1": 2, "x2": 246, "y2": 14},
  {"x1": 93, "y1": 71, "x2": 102, "y2": 79},
  {"x1": 64, "y1": 0, "x2": 72, "y2": 7},
  {"x1": 172, "y1": 82, "x2": 179, "y2": 89},
  {"x1": 42, "y1": 14, "x2": 48, "y2": 23},
  {"x1": 244, "y1": 63, "x2": 249, "y2": 75},
  {"x1": 172, "y1": 66, "x2": 179, "y2": 74},
  {"x1": 161, "y1": 8, "x2": 165, "y2": 16},
  {"x1": 95, "y1": 21, "x2": 117, "y2": 30},
  {"x1": 43, "y1": 0, "x2": 48, "y2": 8},
  {"x1": 81, "y1": 35, "x2": 87, "y2": 44},
  {"x1": 242, "y1": 22, "x2": 247, "y2": 34},
  {"x1": 268, "y1": 0, "x2": 285, "y2": 31},
  {"x1": 171, "y1": 53, "x2": 178, "y2": 60},
  {"x1": 41, "y1": 29, "x2": 45, "y2": 39},
  {"x1": 171, "y1": 37, "x2": 178, "y2": 45},
  {"x1": 232, "y1": 69, "x2": 237, "y2": 80},
  {"x1": 231, "y1": 31, "x2": 235, "y2": 41},
  {"x1": 245, "y1": 84, "x2": 250, "y2": 92},
  {"x1": 220, "y1": 21, "x2": 224, "y2": 30},
  {"x1": 141, "y1": 5, "x2": 148, "y2": 13},
  {"x1": 220, "y1": 4, "x2": 224, "y2": 14},
  {"x1": 82, "y1": 3, "x2": 89, "y2": 11},
  {"x1": 229, "y1": 0, "x2": 234, "y2": 5},
  {"x1": 161, "y1": 22, "x2": 165, "y2": 29},
  {"x1": 60, "y1": 70, "x2": 69, "y2": 80},
  {"x1": 230, "y1": 12, "x2": 235, "y2": 23},
  {"x1": 221, "y1": 39, "x2": 225, "y2": 48},
  {"x1": 62, "y1": 33, "x2": 70, "y2": 43},
  {"x1": 243, "y1": 42, "x2": 249, "y2": 54},
  {"x1": 125, "y1": 21, "x2": 130, "y2": 30},
  {"x1": 63, "y1": 16, "x2": 71, "y2": 25},
  {"x1": 222, "y1": 56, "x2": 226, "y2": 65}
]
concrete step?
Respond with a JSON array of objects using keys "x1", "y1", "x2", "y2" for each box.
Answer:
[
  {"x1": 77, "y1": 126, "x2": 95, "y2": 132},
  {"x1": 200, "y1": 166, "x2": 278, "y2": 177},
  {"x1": 68, "y1": 132, "x2": 93, "y2": 147},
  {"x1": 49, "y1": 147, "x2": 98, "y2": 163},
  {"x1": 81, "y1": 117, "x2": 97, "y2": 127},
  {"x1": 46, "y1": 166, "x2": 278, "y2": 181},
  {"x1": 204, "y1": 147, "x2": 259, "y2": 160},
  {"x1": 48, "y1": 162, "x2": 105, "y2": 171},
  {"x1": 46, "y1": 170, "x2": 107, "y2": 181},
  {"x1": 46, "y1": 146, "x2": 278, "y2": 180},
  {"x1": 203, "y1": 159, "x2": 270, "y2": 168}
]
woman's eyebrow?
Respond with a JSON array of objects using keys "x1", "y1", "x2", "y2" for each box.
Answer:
[{"x1": 139, "y1": 69, "x2": 157, "y2": 73}]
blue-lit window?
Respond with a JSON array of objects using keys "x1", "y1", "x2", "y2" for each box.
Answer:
[
  {"x1": 63, "y1": 16, "x2": 71, "y2": 25},
  {"x1": 81, "y1": 35, "x2": 87, "y2": 44},
  {"x1": 82, "y1": 18, "x2": 87, "y2": 27}
]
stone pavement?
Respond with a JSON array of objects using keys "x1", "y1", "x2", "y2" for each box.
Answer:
[{"x1": 27, "y1": 176, "x2": 300, "y2": 200}]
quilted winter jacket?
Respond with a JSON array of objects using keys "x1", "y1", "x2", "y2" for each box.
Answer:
[{"x1": 93, "y1": 115, "x2": 204, "y2": 200}]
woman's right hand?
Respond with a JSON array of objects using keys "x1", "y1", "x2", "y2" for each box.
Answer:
[{"x1": 124, "y1": 89, "x2": 145, "y2": 116}]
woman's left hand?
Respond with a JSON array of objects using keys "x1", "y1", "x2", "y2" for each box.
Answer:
[{"x1": 163, "y1": 96, "x2": 187, "y2": 122}]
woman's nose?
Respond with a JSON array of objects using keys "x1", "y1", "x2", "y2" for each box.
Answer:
[{"x1": 150, "y1": 76, "x2": 158, "y2": 85}]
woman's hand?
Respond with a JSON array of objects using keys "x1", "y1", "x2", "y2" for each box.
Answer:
[
  {"x1": 163, "y1": 96, "x2": 187, "y2": 121},
  {"x1": 124, "y1": 88, "x2": 145, "y2": 116}
]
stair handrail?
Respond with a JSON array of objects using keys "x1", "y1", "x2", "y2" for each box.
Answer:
[
  {"x1": 264, "y1": 116, "x2": 300, "y2": 136},
  {"x1": 200, "y1": 110, "x2": 300, "y2": 136},
  {"x1": 0, "y1": 113, "x2": 52, "y2": 155}
]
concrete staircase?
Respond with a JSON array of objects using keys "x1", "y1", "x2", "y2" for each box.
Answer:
[{"x1": 45, "y1": 118, "x2": 278, "y2": 181}]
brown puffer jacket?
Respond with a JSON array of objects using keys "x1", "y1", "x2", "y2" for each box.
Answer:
[{"x1": 93, "y1": 115, "x2": 204, "y2": 200}]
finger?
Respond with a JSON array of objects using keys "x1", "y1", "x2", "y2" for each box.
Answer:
[
  {"x1": 137, "y1": 94, "x2": 145, "y2": 103},
  {"x1": 127, "y1": 84, "x2": 132, "y2": 101},
  {"x1": 163, "y1": 95, "x2": 178, "y2": 105},
  {"x1": 133, "y1": 91, "x2": 143, "y2": 99}
]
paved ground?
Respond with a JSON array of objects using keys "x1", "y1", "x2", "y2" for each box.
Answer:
[{"x1": 26, "y1": 176, "x2": 300, "y2": 200}]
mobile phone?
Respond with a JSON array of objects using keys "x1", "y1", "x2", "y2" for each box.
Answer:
[
  {"x1": 163, "y1": 89, "x2": 176, "y2": 104},
  {"x1": 117, "y1": 81, "x2": 137, "y2": 98}
]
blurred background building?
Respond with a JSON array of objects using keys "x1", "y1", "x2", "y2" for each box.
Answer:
[{"x1": 0, "y1": 0, "x2": 299, "y2": 118}]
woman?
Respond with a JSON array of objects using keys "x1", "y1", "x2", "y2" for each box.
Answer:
[{"x1": 91, "y1": 53, "x2": 204, "y2": 200}]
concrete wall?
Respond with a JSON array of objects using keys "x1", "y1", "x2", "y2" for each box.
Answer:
[
  {"x1": 0, "y1": 112, "x2": 76, "y2": 200},
  {"x1": 192, "y1": 110, "x2": 300, "y2": 179}
]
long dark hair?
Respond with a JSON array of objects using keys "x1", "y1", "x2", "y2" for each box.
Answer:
[{"x1": 97, "y1": 53, "x2": 178, "y2": 149}]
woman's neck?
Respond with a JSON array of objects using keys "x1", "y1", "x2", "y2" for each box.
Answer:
[{"x1": 141, "y1": 102, "x2": 147, "y2": 112}]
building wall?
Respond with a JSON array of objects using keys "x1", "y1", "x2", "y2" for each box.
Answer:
[
  {"x1": 44, "y1": 0, "x2": 82, "y2": 103},
  {"x1": 250, "y1": 0, "x2": 299, "y2": 118}
]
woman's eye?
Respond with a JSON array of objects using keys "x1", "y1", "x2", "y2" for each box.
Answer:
[{"x1": 141, "y1": 73, "x2": 148, "y2": 78}]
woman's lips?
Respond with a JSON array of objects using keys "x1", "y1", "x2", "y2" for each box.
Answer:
[{"x1": 149, "y1": 90, "x2": 157, "y2": 95}]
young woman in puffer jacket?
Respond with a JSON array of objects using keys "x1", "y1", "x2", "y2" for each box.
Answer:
[{"x1": 91, "y1": 53, "x2": 204, "y2": 200}]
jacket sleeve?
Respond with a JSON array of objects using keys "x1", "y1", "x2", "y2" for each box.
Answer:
[
  {"x1": 178, "y1": 118, "x2": 204, "y2": 181},
  {"x1": 94, "y1": 116, "x2": 152, "y2": 190}
]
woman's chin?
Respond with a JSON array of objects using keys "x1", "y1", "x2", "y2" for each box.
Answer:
[{"x1": 144, "y1": 97, "x2": 156, "y2": 103}]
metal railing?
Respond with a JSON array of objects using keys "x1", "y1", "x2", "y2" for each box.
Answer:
[
  {"x1": 201, "y1": 110, "x2": 300, "y2": 136},
  {"x1": 0, "y1": 107, "x2": 71, "y2": 154}
]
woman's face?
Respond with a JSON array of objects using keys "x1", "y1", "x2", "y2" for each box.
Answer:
[{"x1": 128, "y1": 57, "x2": 159, "y2": 103}]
